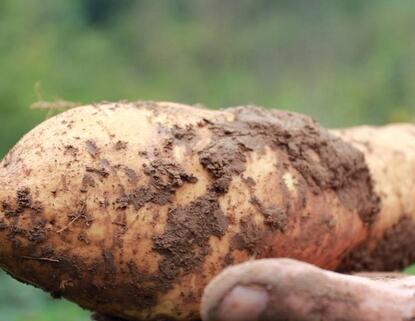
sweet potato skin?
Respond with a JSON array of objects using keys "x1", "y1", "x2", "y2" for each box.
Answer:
[
  {"x1": 0, "y1": 102, "x2": 379, "y2": 320},
  {"x1": 333, "y1": 125, "x2": 415, "y2": 272}
]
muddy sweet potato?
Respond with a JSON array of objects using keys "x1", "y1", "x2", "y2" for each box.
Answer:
[{"x1": 0, "y1": 101, "x2": 414, "y2": 320}]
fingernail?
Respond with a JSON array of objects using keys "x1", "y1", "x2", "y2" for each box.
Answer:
[{"x1": 212, "y1": 285, "x2": 269, "y2": 321}]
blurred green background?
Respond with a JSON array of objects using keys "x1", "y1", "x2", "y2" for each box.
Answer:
[{"x1": 0, "y1": 0, "x2": 414, "y2": 320}]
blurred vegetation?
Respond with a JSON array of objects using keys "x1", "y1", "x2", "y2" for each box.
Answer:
[
  {"x1": 0, "y1": 271, "x2": 89, "y2": 321},
  {"x1": 0, "y1": 0, "x2": 414, "y2": 320}
]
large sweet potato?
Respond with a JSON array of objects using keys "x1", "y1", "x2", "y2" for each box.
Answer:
[{"x1": 0, "y1": 102, "x2": 414, "y2": 320}]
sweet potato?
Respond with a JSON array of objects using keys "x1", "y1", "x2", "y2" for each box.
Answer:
[{"x1": 0, "y1": 101, "x2": 414, "y2": 320}]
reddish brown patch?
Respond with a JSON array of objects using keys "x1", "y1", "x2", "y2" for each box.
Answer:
[{"x1": 337, "y1": 216, "x2": 415, "y2": 272}]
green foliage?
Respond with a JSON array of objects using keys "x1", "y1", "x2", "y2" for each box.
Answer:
[
  {"x1": 1, "y1": 0, "x2": 415, "y2": 156},
  {"x1": 405, "y1": 265, "x2": 415, "y2": 275},
  {"x1": 0, "y1": 1, "x2": 414, "y2": 319},
  {"x1": 0, "y1": 270, "x2": 89, "y2": 321}
]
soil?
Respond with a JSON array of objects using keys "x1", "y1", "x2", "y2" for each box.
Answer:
[
  {"x1": 230, "y1": 216, "x2": 262, "y2": 254},
  {"x1": 337, "y1": 216, "x2": 415, "y2": 272},
  {"x1": 85, "y1": 140, "x2": 100, "y2": 158},
  {"x1": 114, "y1": 140, "x2": 128, "y2": 151},
  {"x1": 153, "y1": 192, "x2": 228, "y2": 276}
]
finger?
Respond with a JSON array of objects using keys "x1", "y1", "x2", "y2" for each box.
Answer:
[{"x1": 201, "y1": 258, "x2": 415, "y2": 321}]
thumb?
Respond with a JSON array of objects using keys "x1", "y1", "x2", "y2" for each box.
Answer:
[{"x1": 200, "y1": 258, "x2": 415, "y2": 321}]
